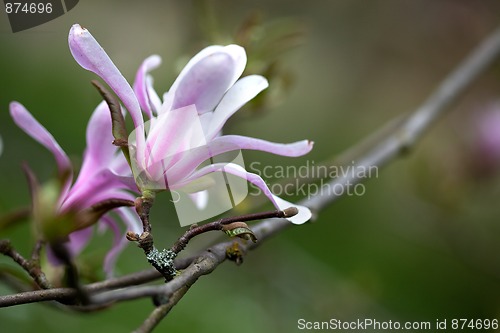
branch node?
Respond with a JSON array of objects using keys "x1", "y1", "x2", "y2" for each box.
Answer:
[
  {"x1": 126, "y1": 231, "x2": 140, "y2": 242},
  {"x1": 282, "y1": 206, "x2": 298, "y2": 218}
]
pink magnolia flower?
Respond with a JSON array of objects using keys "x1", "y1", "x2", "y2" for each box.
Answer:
[
  {"x1": 476, "y1": 106, "x2": 500, "y2": 163},
  {"x1": 68, "y1": 24, "x2": 313, "y2": 224},
  {"x1": 468, "y1": 104, "x2": 500, "y2": 177},
  {"x1": 9, "y1": 101, "x2": 141, "y2": 276}
]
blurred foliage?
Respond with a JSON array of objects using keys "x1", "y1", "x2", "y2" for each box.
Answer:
[
  {"x1": 194, "y1": 0, "x2": 307, "y2": 117},
  {"x1": 1, "y1": 1, "x2": 500, "y2": 332}
]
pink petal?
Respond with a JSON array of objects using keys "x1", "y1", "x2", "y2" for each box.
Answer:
[
  {"x1": 86, "y1": 101, "x2": 116, "y2": 163},
  {"x1": 207, "y1": 75, "x2": 268, "y2": 139},
  {"x1": 10, "y1": 102, "x2": 71, "y2": 174},
  {"x1": 75, "y1": 101, "x2": 133, "y2": 194},
  {"x1": 10, "y1": 101, "x2": 73, "y2": 198},
  {"x1": 166, "y1": 136, "x2": 313, "y2": 183},
  {"x1": 67, "y1": 227, "x2": 94, "y2": 257},
  {"x1": 45, "y1": 227, "x2": 92, "y2": 265},
  {"x1": 216, "y1": 136, "x2": 314, "y2": 156},
  {"x1": 68, "y1": 24, "x2": 143, "y2": 128},
  {"x1": 61, "y1": 169, "x2": 137, "y2": 212},
  {"x1": 163, "y1": 45, "x2": 247, "y2": 114},
  {"x1": 101, "y1": 208, "x2": 141, "y2": 277},
  {"x1": 146, "y1": 77, "x2": 162, "y2": 116},
  {"x1": 101, "y1": 215, "x2": 122, "y2": 277},
  {"x1": 133, "y1": 55, "x2": 162, "y2": 119},
  {"x1": 134, "y1": 105, "x2": 205, "y2": 185}
]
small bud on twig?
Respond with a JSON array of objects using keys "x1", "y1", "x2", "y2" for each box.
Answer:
[{"x1": 282, "y1": 207, "x2": 298, "y2": 218}]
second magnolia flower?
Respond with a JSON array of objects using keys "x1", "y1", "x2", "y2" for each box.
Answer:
[{"x1": 68, "y1": 24, "x2": 314, "y2": 224}]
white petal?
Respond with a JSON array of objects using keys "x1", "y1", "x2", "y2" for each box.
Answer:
[
  {"x1": 207, "y1": 75, "x2": 268, "y2": 139},
  {"x1": 162, "y1": 45, "x2": 247, "y2": 114}
]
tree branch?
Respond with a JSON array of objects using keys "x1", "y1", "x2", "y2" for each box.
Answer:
[
  {"x1": 0, "y1": 239, "x2": 51, "y2": 289},
  {"x1": 170, "y1": 207, "x2": 297, "y2": 253},
  {"x1": 0, "y1": 256, "x2": 194, "y2": 308}
]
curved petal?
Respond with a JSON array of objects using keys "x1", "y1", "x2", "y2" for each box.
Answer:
[
  {"x1": 67, "y1": 227, "x2": 94, "y2": 257},
  {"x1": 61, "y1": 169, "x2": 137, "y2": 212},
  {"x1": 10, "y1": 101, "x2": 73, "y2": 199},
  {"x1": 101, "y1": 216, "x2": 122, "y2": 277},
  {"x1": 166, "y1": 135, "x2": 313, "y2": 183},
  {"x1": 134, "y1": 105, "x2": 205, "y2": 184},
  {"x1": 186, "y1": 163, "x2": 312, "y2": 224},
  {"x1": 116, "y1": 206, "x2": 142, "y2": 234},
  {"x1": 215, "y1": 136, "x2": 314, "y2": 156},
  {"x1": 86, "y1": 101, "x2": 116, "y2": 165},
  {"x1": 146, "y1": 76, "x2": 162, "y2": 116},
  {"x1": 46, "y1": 229, "x2": 93, "y2": 266},
  {"x1": 133, "y1": 55, "x2": 162, "y2": 118},
  {"x1": 10, "y1": 102, "x2": 71, "y2": 174},
  {"x1": 68, "y1": 24, "x2": 143, "y2": 128},
  {"x1": 171, "y1": 53, "x2": 237, "y2": 114},
  {"x1": 163, "y1": 45, "x2": 247, "y2": 114},
  {"x1": 207, "y1": 75, "x2": 268, "y2": 139},
  {"x1": 102, "y1": 207, "x2": 141, "y2": 277},
  {"x1": 76, "y1": 101, "x2": 127, "y2": 188}
]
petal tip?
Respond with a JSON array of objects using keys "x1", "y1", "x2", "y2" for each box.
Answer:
[
  {"x1": 68, "y1": 24, "x2": 92, "y2": 52},
  {"x1": 9, "y1": 101, "x2": 25, "y2": 118},
  {"x1": 70, "y1": 23, "x2": 86, "y2": 34}
]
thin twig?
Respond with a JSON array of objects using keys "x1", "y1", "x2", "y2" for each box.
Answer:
[
  {"x1": 170, "y1": 207, "x2": 298, "y2": 253},
  {"x1": 0, "y1": 287, "x2": 78, "y2": 307},
  {"x1": 133, "y1": 285, "x2": 191, "y2": 333},
  {"x1": 0, "y1": 239, "x2": 51, "y2": 289},
  {"x1": 0, "y1": 256, "x2": 194, "y2": 308}
]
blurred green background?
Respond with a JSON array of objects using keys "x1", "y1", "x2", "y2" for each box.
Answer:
[{"x1": 2, "y1": 0, "x2": 500, "y2": 332}]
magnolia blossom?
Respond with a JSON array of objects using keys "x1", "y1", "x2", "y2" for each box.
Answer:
[
  {"x1": 68, "y1": 24, "x2": 313, "y2": 224},
  {"x1": 9, "y1": 101, "x2": 141, "y2": 276},
  {"x1": 476, "y1": 107, "x2": 500, "y2": 162}
]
